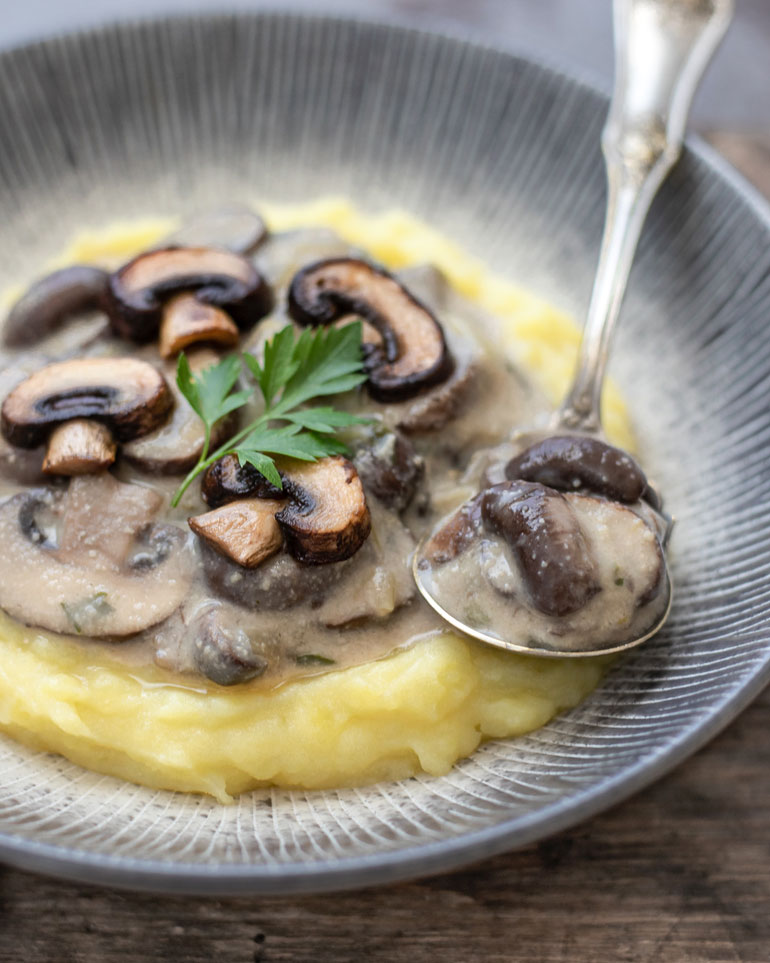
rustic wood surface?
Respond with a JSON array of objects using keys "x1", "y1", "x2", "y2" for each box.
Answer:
[{"x1": 0, "y1": 139, "x2": 768, "y2": 963}]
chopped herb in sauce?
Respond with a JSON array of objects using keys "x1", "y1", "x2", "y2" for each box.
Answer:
[
  {"x1": 60, "y1": 591, "x2": 114, "y2": 635},
  {"x1": 295, "y1": 653, "x2": 337, "y2": 667}
]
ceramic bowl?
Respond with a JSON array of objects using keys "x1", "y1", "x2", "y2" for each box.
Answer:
[{"x1": 0, "y1": 12, "x2": 769, "y2": 894}]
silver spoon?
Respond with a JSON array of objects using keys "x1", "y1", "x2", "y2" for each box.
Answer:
[{"x1": 413, "y1": 0, "x2": 733, "y2": 657}]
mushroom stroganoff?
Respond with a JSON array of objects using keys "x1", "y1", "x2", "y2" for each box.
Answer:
[{"x1": 0, "y1": 201, "x2": 666, "y2": 799}]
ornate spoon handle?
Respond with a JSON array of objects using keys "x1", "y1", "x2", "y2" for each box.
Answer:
[{"x1": 558, "y1": 0, "x2": 733, "y2": 433}]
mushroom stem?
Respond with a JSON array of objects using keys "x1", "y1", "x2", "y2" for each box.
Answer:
[
  {"x1": 42, "y1": 419, "x2": 116, "y2": 476},
  {"x1": 158, "y1": 293, "x2": 240, "y2": 359},
  {"x1": 189, "y1": 499, "x2": 284, "y2": 568}
]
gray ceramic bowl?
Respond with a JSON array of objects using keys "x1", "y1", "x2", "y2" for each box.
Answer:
[{"x1": 0, "y1": 13, "x2": 769, "y2": 895}]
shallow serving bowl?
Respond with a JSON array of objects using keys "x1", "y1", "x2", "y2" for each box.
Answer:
[{"x1": 0, "y1": 12, "x2": 769, "y2": 894}]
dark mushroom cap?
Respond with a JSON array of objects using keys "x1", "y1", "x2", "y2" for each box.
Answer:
[
  {"x1": 481, "y1": 480, "x2": 601, "y2": 617},
  {"x1": 200, "y1": 538, "x2": 355, "y2": 610},
  {"x1": 201, "y1": 453, "x2": 285, "y2": 508},
  {"x1": 276, "y1": 456, "x2": 371, "y2": 564},
  {"x1": 505, "y1": 435, "x2": 648, "y2": 503},
  {"x1": 3, "y1": 265, "x2": 109, "y2": 348},
  {"x1": 1, "y1": 357, "x2": 172, "y2": 448},
  {"x1": 192, "y1": 606, "x2": 269, "y2": 686},
  {"x1": 287, "y1": 257, "x2": 454, "y2": 402},
  {"x1": 353, "y1": 429, "x2": 424, "y2": 512},
  {"x1": 106, "y1": 246, "x2": 274, "y2": 342},
  {"x1": 421, "y1": 493, "x2": 484, "y2": 566}
]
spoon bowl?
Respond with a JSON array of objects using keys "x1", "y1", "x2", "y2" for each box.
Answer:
[
  {"x1": 412, "y1": 0, "x2": 733, "y2": 658},
  {"x1": 413, "y1": 549, "x2": 673, "y2": 658}
]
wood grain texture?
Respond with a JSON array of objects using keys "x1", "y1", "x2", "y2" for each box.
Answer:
[{"x1": 0, "y1": 63, "x2": 769, "y2": 963}]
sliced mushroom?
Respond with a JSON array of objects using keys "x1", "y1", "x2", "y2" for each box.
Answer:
[
  {"x1": 191, "y1": 606, "x2": 269, "y2": 687},
  {"x1": 158, "y1": 293, "x2": 239, "y2": 359},
  {"x1": 287, "y1": 258, "x2": 454, "y2": 401},
  {"x1": 1, "y1": 357, "x2": 172, "y2": 450},
  {"x1": 0, "y1": 480, "x2": 192, "y2": 636},
  {"x1": 58, "y1": 473, "x2": 163, "y2": 571},
  {"x1": 567, "y1": 492, "x2": 666, "y2": 609},
  {"x1": 421, "y1": 493, "x2": 484, "y2": 565},
  {"x1": 3, "y1": 266, "x2": 109, "y2": 348},
  {"x1": 481, "y1": 481, "x2": 601, "y2": 617},
  {"x1": 396, "y1": 352, "x2": 479, "y2": 435},
  {"x1": 276, "y1": 456, "x2": 371, "y2": 564},
  {"x1": 0, "y1": 436, "x2": 46, "y2": 485},
  {"x1": 353, "y1": 429, "x2": 424, "y2": 512},
  {"x1": 106, "y1": 246, "x2": 273, "y2": 342},
  {"x1": 505, "y1": 435, "x2": 648, "y2": 504},
  {"x1": 189, "y1": 498, "x2": 284, "y2": 568},
  {"x1": 123, "y1": 349, "x2": 237, "y2": 475},
  {"x1": 164, "y1": 205, "x2": 268, "y2": 256},
  {"x1": 42, "y1": 419, "x2": 116, "y2": 476},
  {"x1": 201, "y1": 453, "x2": 284, "y2": 508}
]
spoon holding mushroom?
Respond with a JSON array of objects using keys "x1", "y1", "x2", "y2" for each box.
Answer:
[{"x1": 413, "y1": 0, "x2": 733, "y2": 657}]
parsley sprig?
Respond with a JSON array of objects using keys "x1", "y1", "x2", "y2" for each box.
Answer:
[{"x1": 170, "y1": 322, "x2": 368, "y2": 507}]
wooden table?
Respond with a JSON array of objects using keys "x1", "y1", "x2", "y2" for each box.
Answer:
[{"x1": 0, "y1": 135, "x2": 768, "y2": 963}]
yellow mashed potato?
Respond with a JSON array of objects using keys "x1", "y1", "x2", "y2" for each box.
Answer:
[{"x1": 0, "y1": 199, "x2": 628, "y2": 802}]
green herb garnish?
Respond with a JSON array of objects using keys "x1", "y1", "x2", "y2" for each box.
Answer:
[
  {"x1": 60, "y1": 591, "x2": 114, "y2": 635},
  {"x1": 171, "y1": 322, "x2": 368, "y2": 506},
  {"x1": 295, "y1": 653, "x2": 337, "y2": 667}
]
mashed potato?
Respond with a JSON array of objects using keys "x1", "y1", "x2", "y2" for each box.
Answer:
[{"x1": 0, "y1": 199, "x2": 627, "y2": 802}]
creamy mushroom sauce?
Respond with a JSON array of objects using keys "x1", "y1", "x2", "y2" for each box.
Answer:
[
  {"x1": 0, "y1": 219, "x2": 667, "y2": 691},
  {"x1": 418, "y1": 484, "x2": 668, "y2": 652},
  {"x1": 0, "y1": 226, "x2": 546, "y2": 689}
]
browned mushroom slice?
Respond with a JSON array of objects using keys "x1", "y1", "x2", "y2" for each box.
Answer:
[
  {"x1": 1, "y1": 357, "x2": 172, "y2": 450},
  {"x1": 3, "y1": 266, "x2": 109, "y2": 347},
  {"x1": 189, "y1": 498, "x2": 285, "y2": 568},
  {"x1": 505, "y1": 435, "x2": 648, "y2": 504},
  {"x1": 287, "y1": 258, "x2": 453, "y2": 401},
  {"x1": 481, "y1": 481, "x2": 601, "y2": 617},
  {"x1": 123, "y1": 349, "x2": 237, "y2": 475},
  {"x1": 42, "y1": 419, "x2": 116, "y2": 476},
  {"x1": 164, "y1": 205, "x2": 268, "y2": 256},
  {"x1": 201, "y1": 453, "x2": 285, "y2": 507},
  {"x1": 106, "y1": 246, "x2": 274, "y2": 342},
  {"x1": 158, "y1": 293, "x2": 240, "y2": 359},
  {"x1": 276, "y1": 456, "x2": 371, "y2": 564}
]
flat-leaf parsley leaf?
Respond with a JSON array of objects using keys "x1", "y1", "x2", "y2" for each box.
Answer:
[{"x1": 170, "y1": 322, "x2": 368, "y2": 507}]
